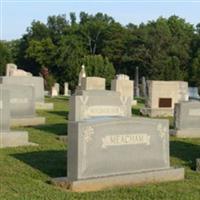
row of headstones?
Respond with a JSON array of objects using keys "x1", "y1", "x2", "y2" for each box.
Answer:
[
  {"x1": 52, "y1": 75, "x2": 200, "y2": 192},
  {"x1": 0, "y1": 64, "x2": 54, "y2": 148}
]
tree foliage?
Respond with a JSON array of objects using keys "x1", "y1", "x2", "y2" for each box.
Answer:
[{"x1": 5, "y1": 12, "x2": 200, "y2": 89}]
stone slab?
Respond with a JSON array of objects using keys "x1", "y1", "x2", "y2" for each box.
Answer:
[
  {"x1": 140, "y1": 107, "x2": 173, "y2": 117},
  {"x1": 175, "y1": 129, "x2": 200, "y2": 138},
  {"x1": 0, "y1": 76, "x2": 45, "y2": 103},
  {"x1": 68, "y1": 117, "x2": 169, "y2": 180},
  {"x1": 196, "y1": 159, "x2": 200, "y2": 171},
  {"x1": 52, "y1": 167, "x2": 184, "y2": 192},
  {"x1": 0, "y1": 131, "x2": 37, "y2": 148},
  {"x1": 11, "y1": 117, "x2": 45, "y2": 127},
  {"x1": 69, "y1": 90, "x2": 132, "y2": 121},
  {"x1": 81, "y1": 77, "x2": 105, "y2": 90},
  {"x1": 1, "y1": 84, "x2": 35, "y2": 119},
  {"x1": 35, "y1": 102, "x2": 54, "y2": 110}
]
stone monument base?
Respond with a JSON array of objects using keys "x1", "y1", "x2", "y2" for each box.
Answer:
[
  {"x1": 52, "y1": 167, "x2": 184, "y2": 192},
  {"x1": 35, "y1": 102, "x2": 54, "y2": 110},
  {"x1": 11, "y1": 117, "x2": 45, "y2": 127},
  {"x1": 175, "y1": 129, "x2": 200, "y2": 138},
  {"x1": 140, "y1": 107, "x2": 173, "y2": 117},
  {"x1": 0, "y1": 131, "x2": 37, "y2": 148}
]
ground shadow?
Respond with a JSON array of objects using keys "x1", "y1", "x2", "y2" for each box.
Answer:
[
  {"x1": 47, "y1": 110, "x2": 69, "y2": 119},
  {"x1": 12, "y1": 150, "x2": 67, "y2": 178},
  {"x1": 33, "y1": 123, "x2": 68, "y2": 136},
  {"x1": 170, "y1": 140, "x2": 200, "y2": 170}
]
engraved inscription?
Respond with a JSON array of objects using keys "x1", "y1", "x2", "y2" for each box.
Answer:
[
  {"x1": 102, "y1": 134, "x2": 150, "y2": 149},
  {"x1": 189, "y1": 109, "x2": 200, "y2": 116},
  {"x1": 85, "y1": 106, "x2": 125, "y2": 117},
  {"x1": 10, "y1": 98, "x2": 28, "y2": 104}
]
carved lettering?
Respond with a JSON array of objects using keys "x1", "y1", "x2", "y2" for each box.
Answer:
[
  {"x1": 102, "y1": 134, "x2": 150, "y2": 149},
  {"x1": 10, "y1": 98, "x2": 29, "y2": 104}
]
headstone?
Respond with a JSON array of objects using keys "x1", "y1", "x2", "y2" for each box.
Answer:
[
  {"x1": 54, "y1": 83, "x2": 60, "y2": 95},
  {"x1": 196, "y1": 159, "x2": 200, "y2": 171},
  {"x1": 134, "y1": 66, "x2": 140, "y2": 97},
  {"x1": 1, "y1": 84, "x2": 45, "y2": 126},
  {"x1": 51, "y1": 86, "x2": 58, "y2": 97},
  {"x1": 0, "y1": 86, "x2": 34, "y2": 148},
  {"x1": 80, "y1": 77, "x2": 105, "y2": 91},
  {"x1": 111, "y1": 74, "x2": 136, "y2": 106},
  {"x1": 188, "y1": 87, "x2": 200, "y2": 100},
  {"x1": 174, "y1": 101, "x2": 200, "y2": 138},
  {"x1": 52, "y1": 87, "x2": 184, "y2": 192},
  {"x1": 64, "y1": 82, "x2": 70, "y2": 96},
  {"x1": 6, "y1": 63, "x2": 32, "y2": 77},
  {"x1": 141, "y1": 76, "x2": 147, "y2": 98},
  {"x1": 1, "y1": 65, "x2": 54, "y2": 110},
  {"x1": 140, "y1": 81, "x2": 189, "y2": 117}
]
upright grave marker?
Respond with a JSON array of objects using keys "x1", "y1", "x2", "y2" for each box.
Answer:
[
  {"x1": 0, "y1": 86, "x2": 34, "y2": 147},
  {"x1": 52, "y1": 78, "x2": 184, "y2": 192}
]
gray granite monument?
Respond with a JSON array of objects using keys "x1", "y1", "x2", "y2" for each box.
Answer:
[
  {"x1": 1, "y1": 84, "x2": 45, "y2": 126},
  {"x1": 1, "y1": 64, "x2": 54, "y2": 110},
  {"x1": 188, "y1": 87, "x2": 200, "y2": 100},
  {"x1": 0, "y1": 86, "x2": 35, "y2": 147},
  {"x1": 52, "y1": 87, "x2": 184, "y2": 192},
  {"x1": 174, "y1": 101, "x2": 200, "y2": 138}
]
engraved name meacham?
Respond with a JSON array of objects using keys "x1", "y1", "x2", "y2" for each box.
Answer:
[
  {"x1": 102, "y1": 134, "x2": 150, "y2": 149},
  {"x1": 10, "y1": 98, "x2": 28, "y2": 104}
]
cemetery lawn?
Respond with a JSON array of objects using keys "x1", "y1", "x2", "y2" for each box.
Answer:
[{"x1": 0, "y1": 97, "x2": 200, "y2": 200}]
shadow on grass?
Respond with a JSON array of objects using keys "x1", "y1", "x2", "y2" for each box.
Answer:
[
  {"x1": 170, "y1": 140, "x2": 200, "y2": 170},
  {"x1": 33, "y1": 123, "x2": 68, "y2": 136},
  {"x1": 47, "y1": 110, "x2": 69, "y2": 119},
  {"x1": 132, "y1": 107, "x2": 142, "y2": 116},
  {"x1": 12, "y1": 150, "x2": 67, "y2": 177}
]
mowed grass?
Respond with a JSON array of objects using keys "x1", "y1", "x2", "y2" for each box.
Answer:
[{"x1": 0, "y1": 97, "x2": 200, "y2": 200}]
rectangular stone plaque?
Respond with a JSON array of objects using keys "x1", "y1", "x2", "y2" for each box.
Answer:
[
  {"x1": 175, "y1": 101, "x2": 200, "y2": 130},
  {"x1": 0, "y1": 76, "x2": 44, "y2": 103},
  {"x1": 69, "y1": 90, "x2": 132, "y2": 121},
  {"x1": 68, "y1": 117, "x2": 169, "y2": 180},
  {"x1": 2, "y1": 84, "x2": 35, "y2": 118}
]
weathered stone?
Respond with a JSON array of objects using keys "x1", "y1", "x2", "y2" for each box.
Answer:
[
  {"x1": 196, "y1": 159, "x2": 200, "y2": 171},
  {"x1": 64, "y1": 82, "x2": 70, "y2": 96},
  {"x1": 69, "y1": 90, "x2": 132, "y2": 121},
  {"x1": 189, "y1": 87, "x2": 200, "y2": 100},
  {"x1": 80, "y1": 77, "x2": 105, "y2": 91},
  {"x1": 0, "y1": 86, "x2": 36, "y2": 148},
  {"x1": 6, "y1": 63, "x2": 32, "y2": 77},
  {"x1": 174, "y1": 101, "x2": 200, "y2": 138},
  {"x1": 141, "y1": 81, "x2": 188, "y2": 117}
]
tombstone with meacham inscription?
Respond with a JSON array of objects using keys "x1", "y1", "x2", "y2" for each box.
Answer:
[
  {"x1": 0, "y1": 86, "x2": 34, "y2": 148},
  {"x1": 52, "y1": 85, "x2": 184, "y2": 192},
  {"x1": 174, "y1": 101, "x2": 200, "y2": 138}
]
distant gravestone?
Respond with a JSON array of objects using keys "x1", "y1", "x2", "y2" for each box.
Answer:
[
  {"x1": 196, "y1": 159, "x2": 200, "y2": 171},
  {"x1": 1, "y1": 84, "x2": 45, "y2": 126},
  {"x1": 174, "y1": 101, "x2": 200, "y2": 138},
  {"x1": 140, "y1": 81, "x2": 189, "y2": 117},
  {"x1": 188, "y1": 87, "x2": 200, "y2": 100},
  {"x1": 52, "y1": 87, "x2": 184, "y2": 192},
  {"x1": 6, "y1": 63, "x2": 32, "y2": 77},
  {"x1": 64, "y1": 82, "x2": 70, "y2": 96},
  {"x1": 80, "y1": 77, "x2": 106, "y2": 91},
  {"x1": 111, "y1": 74, "x2": 136, "y2": 106},
  {"x1": 54, "y1": 83, "x2": 60, "y2": 95},
  {"x1": 0, "y1": 86, "x2": 34, "y2": 148},
  {"x1": 51, "y1": 86, "x2": 58, "y2": 97}
]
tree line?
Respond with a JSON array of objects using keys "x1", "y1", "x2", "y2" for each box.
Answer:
[{"x1": 1, "y1": 12, "x2": 200, "y2": 90}]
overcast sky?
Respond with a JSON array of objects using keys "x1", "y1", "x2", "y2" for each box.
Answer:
[{"x1": 1, "y1": 0, "x2": 200, "y2": 41}]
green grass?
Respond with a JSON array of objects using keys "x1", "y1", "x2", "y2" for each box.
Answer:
[{"x1": 0, "y1": 97, "x2": 200, "y2": 200}]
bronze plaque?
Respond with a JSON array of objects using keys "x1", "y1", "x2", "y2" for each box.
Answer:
[{"x1": 159, "y1": 98, "x2": 172, "y2": 108}]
